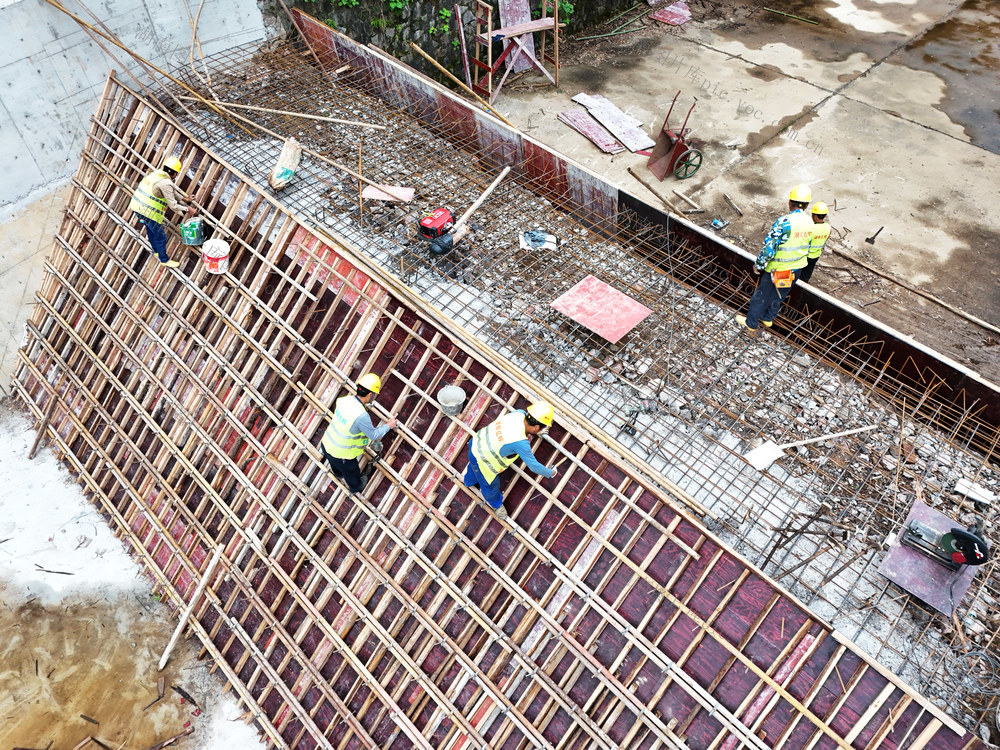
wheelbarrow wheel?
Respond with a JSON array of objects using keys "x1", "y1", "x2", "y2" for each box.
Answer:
[{"x1": 673, "y1": 148, "x2": 703, "y2": 179}]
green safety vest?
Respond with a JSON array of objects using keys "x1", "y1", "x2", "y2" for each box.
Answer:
[
  {"x1": 471, "y1": 412, "x2": 527, "y2": 484},
  {"x1": 322, "y1": 396, "x2": 369, "y2": 459},
  {"x1": 129, "y1": 170, "x2": 170, "y2": 223},
  {"x1": 808, "y1": 222, "x2": 831, "y2": 259},
  {"x1": 765, "y1": 210, "x2": 813, "y2": 272}
]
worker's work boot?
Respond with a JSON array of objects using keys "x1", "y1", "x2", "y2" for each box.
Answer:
[
  {"x1": 735, "y1": 315, "x2": 761, "y2": 338},
  {"x1": 161, "y1": 259, "x2": 181, "y2": 268},
  {"x1": 761, "y1": 320, "x2": 773, "y2": 328},
  {"x1": 489, "y1": 504, "x2": 508, "y2": 521}
]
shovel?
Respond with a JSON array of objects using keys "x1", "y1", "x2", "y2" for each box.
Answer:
[{"x1": 744, "y1": 424, "x2": 877, "y2": 471}]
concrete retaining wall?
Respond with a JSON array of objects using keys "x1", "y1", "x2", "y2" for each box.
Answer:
[{"x1": 0, "y1": 0, "x2": 266, "y2": 219}]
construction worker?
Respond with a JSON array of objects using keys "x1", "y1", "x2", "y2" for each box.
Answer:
[
  {"x1": 463, "y1": 402, "x2": 559, "y2": 519},
  {"x1": 797, "y1": 202, "x2": 831, "y2": 284},
  {"x1": 129, "y1": 156, "x2": 197, "y2": 268},
  {"x1": 320, "y1": 373, "x2": 398, "y2": 494},
  {"x1": 736, "y1": 184, "x2": 814, "y2": 337}
]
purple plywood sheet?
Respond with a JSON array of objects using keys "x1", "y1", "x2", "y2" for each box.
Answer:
[
  {"x1": 877, "y1": 500, "x2": 978, "y2": 615},
  {"x1": 499, "y1": 0, "x2": 535, "y2": 72},
  {"x1": 551, "y1": 275, "x2": 652, "y2": 343},
  {"x1": 652, "y1": 1, "x2": 692, "y2": 26},
  {"x1": 557, "y1": 110, "x2": 625, "y2": 154},
  {"x1": 571, "y1": 93, "x2": 656, "y2": 152}
]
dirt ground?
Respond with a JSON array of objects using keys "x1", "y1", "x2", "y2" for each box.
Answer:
[
  {"x1": 0, "y1": 589, "x2": 209, "y2": 749},
  {"x1": 498, "y1": 0, "x2": 1000, "y2": 385}
]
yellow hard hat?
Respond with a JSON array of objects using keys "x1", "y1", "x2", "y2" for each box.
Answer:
[
  {"x1": 811, "y1": 201, "x2": 828, "y2": 215},
  {"x1": 788, "y1": 184, "x2": 812, "y2": 203},
  {"x1": 526, "y1": 401, "x2": 554, "y2": 427},
  {"x1": 163, "y1": 156, "x2": 183, "y2": 173},
  {"x1": 358, "y1": 373, "x2": 382, "y2": 394}
]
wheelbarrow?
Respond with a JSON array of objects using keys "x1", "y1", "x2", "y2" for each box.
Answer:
[{"x1": 647, "y1": 91, "x2": 703, "y2": 180}]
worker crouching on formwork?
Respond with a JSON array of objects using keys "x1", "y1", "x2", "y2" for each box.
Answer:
[
  {"x1": 320, "y1": 373, "x2": 398, "y2": 495},
  {"x1": 464, "y1": 402, "x2": 560, "y2": 520},
  {"x1": 129, "y1": 156, "x2": 197, "y2": 268}
]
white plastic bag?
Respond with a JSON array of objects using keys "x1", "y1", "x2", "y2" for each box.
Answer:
[{"x1": 269, "y1": 137, "x2": 302, "y2": 190}]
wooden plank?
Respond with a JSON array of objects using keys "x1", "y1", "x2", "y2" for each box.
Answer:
[
  {"x1": 557, "y1": 110, "x2": 625, "y2": 154},
  {"x1": 571, "y1": 93, "x2": 656, "y2": 152}
]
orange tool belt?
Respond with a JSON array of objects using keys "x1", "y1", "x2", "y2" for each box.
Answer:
[{"x1": 771, "y1": 269, "x2": 794, "y2": 288}]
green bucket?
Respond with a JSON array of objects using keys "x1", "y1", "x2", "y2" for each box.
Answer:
[{"x1": 180, "y1": 217, "x2": 204, "y2": 246}]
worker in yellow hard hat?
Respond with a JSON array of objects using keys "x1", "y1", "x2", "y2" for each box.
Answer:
[
  {"x1": 463, "y1": 401, "x2": 559, "y2": 520},
  {"x1": 797, "y1": 202, "x2": 831, "y2": 284},
  {"x1": 128, "y1": 155, "x2": 197, "y2": 268},
  {"x1": 736, "y1": 183, "x2": 814, "y2": 337},
  {"x1": 320, "y1": 373, "x2": 398, "y2": 494}
]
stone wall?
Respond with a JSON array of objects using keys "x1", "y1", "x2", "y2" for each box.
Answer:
[{"x1": 278, "y1": 0, "x2": 636, "y2": 85}]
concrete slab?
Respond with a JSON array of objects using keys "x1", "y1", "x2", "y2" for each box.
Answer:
[
  {"x1": 0, "y1": 184, "x2": 69, "y2": 398},
  {"x1": 498, "y1": 0, "x2": 1000, "y2": 383}
]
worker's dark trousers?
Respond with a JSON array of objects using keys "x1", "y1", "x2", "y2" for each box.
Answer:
[
  {"x1": 463, "y1": 444, "x2": 504, "y2": 509},
  {"x1": 137, "y1": 213, "x2": 169, "y2": 263},
  {"x1": 797, "y1": 257, "x2": 819, "y2": 284},
  {"x1": 746, "y1": 268, "x2": 800, "y2": 329},
  {"x1": 322, "y1": 446, "x2": 366, "y2": 494}
]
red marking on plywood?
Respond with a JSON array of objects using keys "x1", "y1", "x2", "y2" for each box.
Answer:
[
  {"x1": 551, "y1": 275, "x2": 652, "y2": 343},
  {"x1": 720, "y1": 633, "x2": 816, "y2": 750},
  {"x1": 652, "y1": 1, "x2": 692, "y2": 26},
  {"x1": 557, "y1": 110, "x2": 625, "y2": 154}
]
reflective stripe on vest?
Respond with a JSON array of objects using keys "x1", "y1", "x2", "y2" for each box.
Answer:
[
  {"x1": 808, "y1": 222, "x2": 831, "y2": 259},
  {"x1": 765, "y1": 211, "x2": 813, "y2": 272},
  {"x1": 471, "y1": 412, "x2": 527, "y2": 484},
  {"x1": 322, "y1": 396, "x2": 369, "y2": 459},
  {"x1": 129, "y1": 170, "x2": 170, "y2": 223}
]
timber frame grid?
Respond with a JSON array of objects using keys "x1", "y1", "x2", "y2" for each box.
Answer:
[{"x1": 10, "y1": 73, "x2": 979, "y2": 750}]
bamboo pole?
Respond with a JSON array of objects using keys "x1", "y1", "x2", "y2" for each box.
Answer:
[
  {"x1": 158, "y1": 544, "x2": 225, "y2": 670},
  {"x1": 177, "y1": 96, "x2": 386, "y2": 129},
  {"x1": 408, "y1": 41, "x2": 515, "y2": 127}
]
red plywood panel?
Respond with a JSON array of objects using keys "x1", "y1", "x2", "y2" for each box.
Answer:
[{"x1": 551, "y1": 275, "x2": 652, "y2": 343}]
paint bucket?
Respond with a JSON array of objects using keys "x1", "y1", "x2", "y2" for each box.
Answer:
[
  {"x1": 201, "y1": 238, "x2": 230, "y2": 275},
  {"x1": 180, "y1": 217, "x2": 204, "y2": 246},
  {"x1": 437, "y1": 385, "x2": 466, "y2": 416}
]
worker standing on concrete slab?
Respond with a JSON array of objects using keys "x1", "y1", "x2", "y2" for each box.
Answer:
[
  {"x1": 797, "y1": 202, "x2": 831, "y2": 284},
  {"x1": 128, "y1": 156, "x2": 197, "y2": 268},
  {"x1": 464, "y1": 402, "x2": 558, "y2": 520},
  {"x1": 736, "y1": 184, "x2": 814, "y2": 337},
  {"x1": 320, "y1": 373, "x2": 398, "y2": 495}
]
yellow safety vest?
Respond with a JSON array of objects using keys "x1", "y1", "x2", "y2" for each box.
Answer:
[
  {"x1": 129, "y1": 170, "x2": 170, "y2": 223},
  {"x1": 471, "y1": 412, "x2": 527, "y2": 484},
  {"x1": 765, "y1": 210, "x2": 813, "y2": 272},
  {"x1": 808, "y1": 222, "x2": 831, "y2": 259},
  {"x1": 322, "y1": 396, "x2": 369, "y2": 459}
]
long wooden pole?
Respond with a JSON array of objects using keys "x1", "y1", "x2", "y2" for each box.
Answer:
[
  {"x1": 454, "y1": 166, "x2": 511, "y2": 228},
  {"x1": 158, "y1": 544, "x2": 225, "y2": 671},
  {"x1": 409, "y1": 42, "x2": 514, "y2": 127},
  {"x1": 177, "y1": 96, "x2": 386, "y2": 129}
]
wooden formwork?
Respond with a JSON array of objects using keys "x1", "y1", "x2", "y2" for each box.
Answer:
[{"x1": 11, "y1": 73, "x2": 978, "y2": 750}]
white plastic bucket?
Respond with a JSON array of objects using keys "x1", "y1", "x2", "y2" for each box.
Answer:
[
  {"x1": 201, "y1": 238, "x2": 230, "y2": 274},
  {"x1": 437, "y1": 385, "x2": 466, "y2": 416}
]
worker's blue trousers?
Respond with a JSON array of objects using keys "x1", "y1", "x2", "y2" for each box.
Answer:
[
  {"x1": 463, "y1": 444, "x2": 504, "y2": 509},
  {"x1": 746, "y1": 268, "x2": 800, "y2": 329},
  {"x1": 137, "y1": 213, "x2": 169, "y2": 262}
]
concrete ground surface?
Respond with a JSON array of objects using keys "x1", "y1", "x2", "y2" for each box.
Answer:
[{"x1": 498, "y1": 0, "x2": 1000, "y2": 384}]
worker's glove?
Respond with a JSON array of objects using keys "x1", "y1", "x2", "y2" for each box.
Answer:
[{"x1": 549, "y1": 467, "x2": 559, "y2": 479}]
